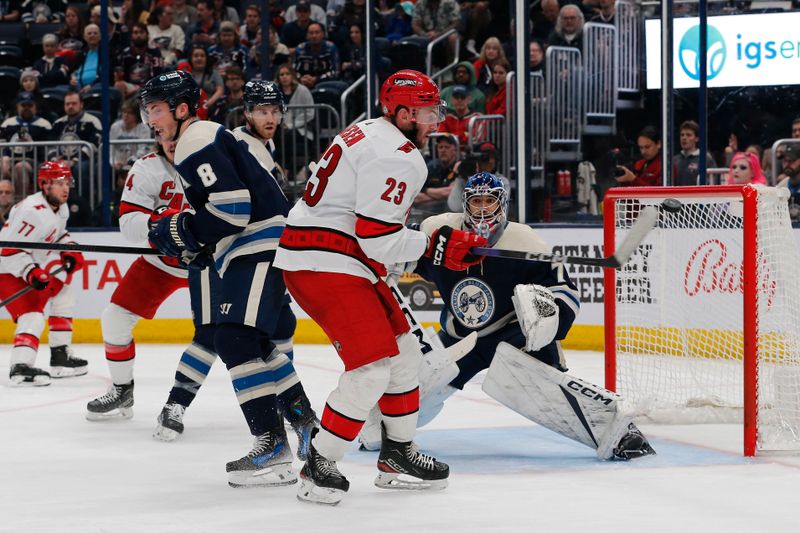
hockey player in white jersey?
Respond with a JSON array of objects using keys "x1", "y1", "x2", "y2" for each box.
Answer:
[
  {"x1": 143, "y1": 70, "x2": 306, "y2": 487},
  {"x1": 0, "y1": 160, "x2": 87, "y2": 385},
  {"x1": 274, "y1": 69, "x2": 489, "y2": 505},
  {"x1": 85, "y1": 139, "x2": 211, "y2": 433},
  {"x1": 359, "y1": 172, "x2": 655, "y2": 461}
]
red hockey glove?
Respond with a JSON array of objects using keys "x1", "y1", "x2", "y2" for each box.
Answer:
[
  {"x1": 424, "y1": 226, "x2": 487, "y2": 271},
  {"x1": 148, "y1": 206, "x2": 181, "y2": 231},
  {"x1": 60, "y1": 250, "x2": 86, "y2": 273},
  {"x1": 26, "y1": 267, "x2": 51, "y2": 290}
]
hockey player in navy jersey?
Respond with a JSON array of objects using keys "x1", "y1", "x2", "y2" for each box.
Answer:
[
  {"x1": 229, "y1": 79, "x2": 318, "y2": 459},
  {"x1": 141, "y1": 70, "x2": 302, "y2": 487},
  {"x1": 359, "y1": 172, "x2": 656, "y2": 461}
]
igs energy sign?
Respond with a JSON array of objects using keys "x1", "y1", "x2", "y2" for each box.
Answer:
[{"x1": 645, "y1": 12, "x2": 800, "y2": 89}]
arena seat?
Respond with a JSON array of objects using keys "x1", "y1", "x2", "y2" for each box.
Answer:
[{"x1": 0, "y1": 45, "x2": 24, "y2": 68}]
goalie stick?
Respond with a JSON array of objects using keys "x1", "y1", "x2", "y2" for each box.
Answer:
[
  {"x1": 0, "y1": 264, "x2": 68, "y2": 309},
  {"x1": 471, "y1": 201, "x2": 671, "y2": 268}
]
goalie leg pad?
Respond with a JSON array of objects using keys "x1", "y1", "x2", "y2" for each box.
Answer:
[{"x1": 482, "y1": 342, "x2": 650, "y2": 460}]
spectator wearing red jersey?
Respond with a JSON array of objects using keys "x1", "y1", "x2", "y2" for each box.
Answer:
[
  {"x1": 616, "y1": 126, "x2": 663, "y2": 187},
  {"x1": 438, "y1": 85, "x2": 481, "y2": 148},
  {"x1": 485, "y1": 61, "x2": 511, "y2": 117}
]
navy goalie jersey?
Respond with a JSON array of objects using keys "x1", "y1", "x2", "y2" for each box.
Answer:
[
  {"x1": 417, "y1": 213, "x2": 580, "y2": 341},
  {"x1": 174, "y1": 120, "x2": 289, "y2": 275}
]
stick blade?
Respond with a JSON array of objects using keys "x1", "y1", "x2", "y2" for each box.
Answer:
[{"x1": 612, "y1": 205, "x2": 658, "y2": 267}]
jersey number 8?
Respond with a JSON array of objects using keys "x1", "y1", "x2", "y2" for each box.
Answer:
[{"x1": 197, "y1": 163, "x2": 218, "y2": 187}]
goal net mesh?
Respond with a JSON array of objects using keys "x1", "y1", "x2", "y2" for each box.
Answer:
[{"x1": 611, "y1": 186, "x2": 800, "y2": 451}]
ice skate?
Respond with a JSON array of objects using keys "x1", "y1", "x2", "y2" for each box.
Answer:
[
  {"x1": 226, "y1": 429, "x2": 296, "y2": 488},
  {"x1": 86, "y1": 382, "x2": 134, "y2": 420},
  {"x1": 297, "y1": 428, "x2": 349, "y2": 506},
  {"x1": 613, "y1": 423, "x2": 656, "y2": 460},
  {"x1": 49, "y1": 346, "x2": 88, "y2": 378},
  {"x1": 282, "y1": 394, "x2": 318, "y2": 461},
  {"x1": 9, "y1": 363, "x2": 51, "y2": 386},
  {"x1": 153, "y1": 402, "x2": 186, "y2": 442},
  {"x1": 375, "y1": 423, "x2": 449, "y2": 490}
]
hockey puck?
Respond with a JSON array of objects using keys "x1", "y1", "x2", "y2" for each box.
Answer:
[{"x1": 661, "y1": 198, "x2": 683, "y2": 213}]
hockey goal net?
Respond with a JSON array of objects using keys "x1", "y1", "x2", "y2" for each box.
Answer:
[{"x1": 603, "y1": 185, "x2": 800, "y2": 456}]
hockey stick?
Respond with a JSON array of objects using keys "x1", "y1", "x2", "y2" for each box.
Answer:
[
  {"x1": 0, "y1": 264, "x2": 68, "y2": 310},
  {"x1": 0, "y1": 240, "x2": 160, "y2": 256},
  {"x1": 386, "y1": 277, "x2": 476, "y2": 361},
  {"x1": 472, "y1": 202, "x2": 667, "y2": 269}
]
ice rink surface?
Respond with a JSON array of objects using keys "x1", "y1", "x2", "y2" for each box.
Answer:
[{"x1": 2, "y1": 344, "x2": 800, "y2": 533}]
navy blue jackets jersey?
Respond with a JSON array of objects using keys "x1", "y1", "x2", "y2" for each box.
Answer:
[
  {"x1": 417, "y1": 213, "x2": 580, "y2": 341},
  {"x1": 174, "y1": 120, "x2": 289, "y2": 275}
]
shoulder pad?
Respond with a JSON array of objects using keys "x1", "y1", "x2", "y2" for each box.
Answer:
[
  {"x1": 174, "y1": 121, "x2": 223, "y2": 165},
  {"x1": 495, "y1": 222, "x2": 551, "y2": 254},
  {"x1": 420, "y1": 212, "x2": 462, "y2": 237}
]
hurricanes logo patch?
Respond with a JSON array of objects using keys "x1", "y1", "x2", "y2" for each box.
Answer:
[{"x1": 451, "y1": 278, "x2": 494, "y2": 328}]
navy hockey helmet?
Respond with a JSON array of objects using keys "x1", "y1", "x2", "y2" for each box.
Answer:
[
  {"x1": 463, "y1": 171, "x2": 509, "y2": 246},
  {"x1": 140, "y1": 70, "x2": 201, "y2": 120},
  {"x1": 243, "y1": 80, "x2": 286, "y2": 114}
]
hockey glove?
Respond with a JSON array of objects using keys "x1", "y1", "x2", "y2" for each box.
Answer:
[
  {"x1": 424, "y1": 226, "x2": 487, "y2": 271},
  {"x1": 148, "y1": 212, "x2": 204, "y2": 257},
  {"x1": 60, "y1": 250, "x2": 86, "y2": 273},
  {"x1": 512, "y1": 284, "x2": 560, "y2": 352},
  {"x1": 26, "y1": 266, "x2": 51, "y2": 290},
  {"x1": 148, "y1": 206, "x2": 181, "y2": 231},
  {"x1": 180, "y1": 248, "x2": 215, "y2": 270}
]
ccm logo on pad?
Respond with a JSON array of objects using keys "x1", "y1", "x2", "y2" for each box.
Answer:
[{"x1": 566, "y1": 381, "x2": 614, "y2": 405}]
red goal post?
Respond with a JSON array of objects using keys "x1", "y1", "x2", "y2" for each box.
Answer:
[{"x1": 602, "y1": 185, "x2": 800, "y2": 457}]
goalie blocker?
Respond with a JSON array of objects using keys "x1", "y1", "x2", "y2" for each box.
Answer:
[{"x1": 483, "y1": 342, "x2": 655, "y2": 460}]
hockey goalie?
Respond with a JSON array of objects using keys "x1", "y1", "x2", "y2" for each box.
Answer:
[{"x1": 360, "y1": 172, "x2": 656, "y2": 461}]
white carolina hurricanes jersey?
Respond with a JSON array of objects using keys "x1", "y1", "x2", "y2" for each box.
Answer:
[
  {"x1": 0, "y1": 192, "x2": 71, "y2": 279},
  {"x1": 119, "y1": 151, "x2": 192, "y2": 277},
  {"x1": 274, "y1": 118, "x2": 429, "y2": 282}
]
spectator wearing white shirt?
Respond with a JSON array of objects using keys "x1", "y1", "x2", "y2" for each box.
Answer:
[
  {"x1": 148, "y1": 5, "x2": 186, "y2": 67},
  {"x1": 109, "y1": 101, "x2": 152, "y2": 169},
  {"x1": 285, "y1": 0, "x2": 327, "y2": 27}
]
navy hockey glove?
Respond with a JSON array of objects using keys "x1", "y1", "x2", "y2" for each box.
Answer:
[
  {"x1": 180, "y1": 248, "x2": 215, "y2": 270},
  {"x1": 148, "y1": 212, "x2": 204, "y2": 257}
]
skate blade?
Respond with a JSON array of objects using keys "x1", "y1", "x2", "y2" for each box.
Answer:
[
  {"x1": 9, "y1": 375, "x2": 51, "y2": 387},
  {"x1": 374, "y1": 472, "x2": 448, "y2": 491},
  {"x1": 85, "y1": 407, "x2": 134, "y2": 421},
  {"x1": 50, "y1": 366, "x2": 88, "y2": 378},
  {"x1": 296, "y1": 478, "x2": 346, "y2": 506},
  {"x1": 227, "y1": 463, "x2": 297, "y2": 488},
  {"x1": 152, "y1": 425, "x2": 181, "y2": 442}
]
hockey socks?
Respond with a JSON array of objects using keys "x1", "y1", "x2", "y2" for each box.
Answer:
[{"x1": 167, "y1": 342, "x2": 218, "y2": 408}]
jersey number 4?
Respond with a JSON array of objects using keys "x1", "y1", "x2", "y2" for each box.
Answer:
[{"x1": 303, "y1": 144, "x2": 342, "y2": 207}]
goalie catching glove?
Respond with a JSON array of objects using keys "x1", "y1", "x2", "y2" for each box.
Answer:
[
  {"x1": 424, "y1": 225, "x2": 487, "y2": 271},
  {"x1": 512, "y1": 284, "x2": 559, "y2": 352}
]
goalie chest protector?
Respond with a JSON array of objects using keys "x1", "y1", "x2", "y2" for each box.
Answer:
[{"x1": 416, "y1": 215, "x2": 580, "y2": 340}]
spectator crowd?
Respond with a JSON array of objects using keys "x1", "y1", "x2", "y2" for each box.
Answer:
[{"x1": 0, "y1": 0, "x2": 797, "y2": 227}]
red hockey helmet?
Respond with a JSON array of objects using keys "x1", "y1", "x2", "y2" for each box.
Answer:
[
  {"x1": 380, "y1": 70, "x2": 445, "y2": 125},
  {"x1": 38, "y1": 160, "x2": 74, "y2": 189}
]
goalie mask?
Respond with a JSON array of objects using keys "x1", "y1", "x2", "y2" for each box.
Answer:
[{"x1": 463, "y1": 171, "x2": 508, "y2": 246}]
